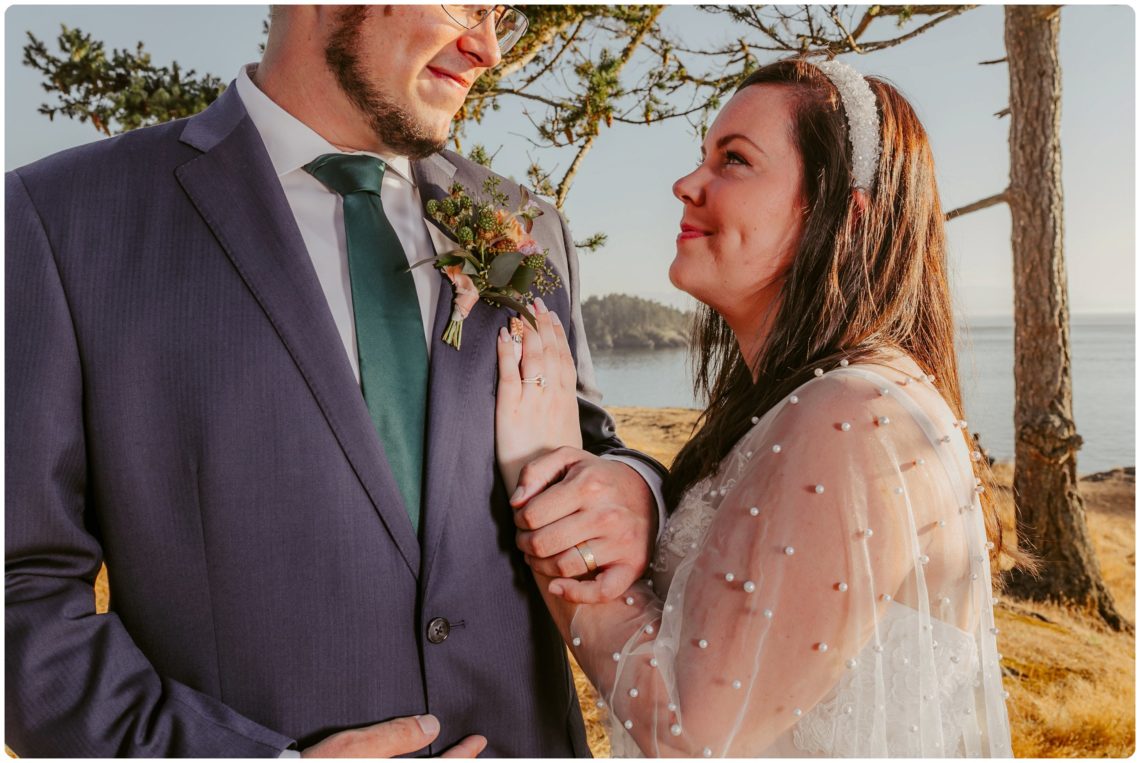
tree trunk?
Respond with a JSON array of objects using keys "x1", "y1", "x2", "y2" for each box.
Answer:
[{"x1": 1001, "y1": 6, "x2": 1130, "y2": 632}]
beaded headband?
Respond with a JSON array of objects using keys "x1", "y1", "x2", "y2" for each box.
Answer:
[{"x1": 813, "y1": 59, "x2": 881, "y2": 192}]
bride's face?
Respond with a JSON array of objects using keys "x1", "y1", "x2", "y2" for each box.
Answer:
[{"x1": 670, "y1": 85, "x2": 805, "y2": 326}]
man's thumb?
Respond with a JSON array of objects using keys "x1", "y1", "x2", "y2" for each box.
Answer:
[
  {"x1": 301, "y1": 714, "x2": 442, "y2": 757},
  {"x1": 512, "y1": 447, "x2": 583, "y2": 507},
  {"x1": 415, "y1": 714, "x2": 441, "y2": 737},
  {"x1": 362, "y1": 714, "x2": 440, "y2": 756}
]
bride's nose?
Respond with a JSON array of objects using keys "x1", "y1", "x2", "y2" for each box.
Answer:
[{"x1": 672, "y1": 168, "x2": 704, "y2": 206}]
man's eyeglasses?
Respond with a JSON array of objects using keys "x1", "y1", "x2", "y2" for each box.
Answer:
[{"x1": 442, "y1": 5, "x2": 529, "y2": 55}]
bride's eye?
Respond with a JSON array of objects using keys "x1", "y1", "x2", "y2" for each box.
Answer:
[{"x1": 724, "y1": 151, "x2": 748, "y2": 166}]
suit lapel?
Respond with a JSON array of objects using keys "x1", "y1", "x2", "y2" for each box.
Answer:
[
  {"x1": 414, "y1": 155, "x2": 501, "y2": 580},
  {"x1": 175, "y1": 90, "x2": 421, "y2": 576}
]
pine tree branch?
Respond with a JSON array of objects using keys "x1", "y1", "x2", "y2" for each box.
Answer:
[
  {"x1": 496, "y1": 15, "x2": 576, "y2": 80},
  {"x1": 700, "y1": 5, "x2": 976, "y2": 57},
  {"x1": 517, "y1": 18, "x2": 585, "y2": 88},
  {"x1": 552, "y1": 6, "x2": 664, "y2": 208},
  {"x1": 852, "y1": 7, "x2": 977, "y2": 54},
  {"x1": 849, "y1": 7, "x2": 878, "y2": 40},
  {"x1": 829, "y1": 7, "x2": 863, "y2": 54},
  {"x1": 554, "y1": 133, "x2": 597, "y2": 210},
  {"x1": 944, "y1": 189, "x2": 1010, "y2": 221}
]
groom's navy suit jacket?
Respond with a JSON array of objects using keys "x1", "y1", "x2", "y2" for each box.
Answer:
[{"x1": 6, "y1": 86, "x2": 664, "y2": 757}]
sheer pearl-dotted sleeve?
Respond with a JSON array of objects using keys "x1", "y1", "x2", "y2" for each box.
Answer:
[{"x1": 567, "y1": 366, "x2": 1011, "y2": 757}]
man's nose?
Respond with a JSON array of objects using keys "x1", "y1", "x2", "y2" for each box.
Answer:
[{"x1": 458, "y1": 16, "x2": 503, "y2": 70}]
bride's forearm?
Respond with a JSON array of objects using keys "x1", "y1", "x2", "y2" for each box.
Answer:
[
  {"x1": 542, "y1": 580, "x2": 692, "y2": 757},
  {"x1": 531, "y1": 571, "x2": 578, "y2": 644}
]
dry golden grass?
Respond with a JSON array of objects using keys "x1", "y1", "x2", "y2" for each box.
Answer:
[
  {"x1": 975, "y1": 462, "x2": 1135, "y2": 757},
  {"x1": 52, "y1": 409, "x2": 1139, "y2": 758},
  {"x1": 565, "y1": 408, "x2": 1136, "y2": 758}
]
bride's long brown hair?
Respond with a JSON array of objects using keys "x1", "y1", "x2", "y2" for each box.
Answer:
[{"x1": 663, "y1": 58, "x2": 1017, "y2": 562}]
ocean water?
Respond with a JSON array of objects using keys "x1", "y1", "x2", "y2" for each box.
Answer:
[{"x1": 592, "y1": 314, "x2": 1135, "y2": 475}]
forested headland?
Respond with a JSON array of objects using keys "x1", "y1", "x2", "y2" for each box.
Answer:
[{"x1": 581, "y1": 294, "x2": 692, "y2": 351}]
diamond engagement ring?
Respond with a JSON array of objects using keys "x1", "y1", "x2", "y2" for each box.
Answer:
[
  {"x1": 521, "y1": 375, "x2": 547, "y2": 388},
  {"x1": 575, "y1": 542, "x2": 599, "y2": 573}
]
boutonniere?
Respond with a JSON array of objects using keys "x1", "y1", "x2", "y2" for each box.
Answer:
[{"x1": 415, "y1": 177, "x2": 561, "y2": 350}]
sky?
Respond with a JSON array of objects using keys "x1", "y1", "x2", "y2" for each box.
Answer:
[{"x1": 3, "y1": 4, "x2": 1135, "y2": 319}]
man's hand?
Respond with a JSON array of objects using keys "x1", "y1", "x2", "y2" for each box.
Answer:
[
  {"x1": 301, "y1": 714, "x2": 486, "y2": 758},
  {"x1": 512, "y1": 447, "x2": 657, "y2": 604}
]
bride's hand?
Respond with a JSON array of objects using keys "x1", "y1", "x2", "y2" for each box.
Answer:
[{"x1": 495, "y1": 298, "x2": 582, "y2": 492}]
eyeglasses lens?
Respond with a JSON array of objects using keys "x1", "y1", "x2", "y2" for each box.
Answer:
[{"x1": 444, "y1": 5, "x2": 528, "y2": 54}]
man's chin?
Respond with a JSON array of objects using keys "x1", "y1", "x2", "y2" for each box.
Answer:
[
  {"x1": 412, "y1": 120, "x2": 453, "y2": 157},
  {"x1": 397, "y1": 131, "x2": 447, "y2": 160},
  {"x1": 368, "y1": 115, "x2": 448, "y2": 159}
]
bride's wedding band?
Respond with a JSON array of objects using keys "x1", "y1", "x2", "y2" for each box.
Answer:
[
  {"x1": 575, "y1": 542, "x2": 599, "y2": 573},
  {"x1": 521, "y1": 375, "x2": 547, "y2": 388}
]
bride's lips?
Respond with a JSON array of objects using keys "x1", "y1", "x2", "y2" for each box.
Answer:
[
  {"x1": 678, "y1": 223, "x2": 712, "y2": 242},
  {"x1": 427, "y1": 66, "x2": 470, "y2": 90}
]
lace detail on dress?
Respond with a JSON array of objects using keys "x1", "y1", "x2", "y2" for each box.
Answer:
[
  {"x1": 653, "y1": 475, "x2": 718, "y2": 573},
  {"x1": 653, "y1": 432, "x2": 753, "y2": 579},
  {"x1": 792, "y1": 603, "x2": 981, "y2": 757}
]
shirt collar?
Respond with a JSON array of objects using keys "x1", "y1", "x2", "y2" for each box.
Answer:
[{"x1": 235, "y1": 64, "x2": 413, "y2": 185}]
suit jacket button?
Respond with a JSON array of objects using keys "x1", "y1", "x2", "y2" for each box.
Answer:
[{"x1": 427, "y1": 617, "x2": 451, "y2": 644}]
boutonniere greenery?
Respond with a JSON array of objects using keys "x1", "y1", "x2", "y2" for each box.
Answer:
[{"x1": 415, "y1": 177, "x2": 561, "y2": 350}]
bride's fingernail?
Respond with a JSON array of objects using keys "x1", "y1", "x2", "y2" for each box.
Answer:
[
  {"x1": 534, "y1": 297, "x2": 549, "y2": 314},
  {"x1": 499, "y1": 327, "x2": 510, "y2": 343},
  {"x1": 512, "y1": 485, "x2": 526, "y2": 502},
  {"x1": 548, "y1": 581, "x2": 564, "y2": 596},
  {"x1": 551, "y1": 311, "x2": 562, "y2": 326}
]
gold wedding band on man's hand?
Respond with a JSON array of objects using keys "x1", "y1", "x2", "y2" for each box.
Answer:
[{"x1": 575, "y1": 542, "x2": 599, "y2": 573}]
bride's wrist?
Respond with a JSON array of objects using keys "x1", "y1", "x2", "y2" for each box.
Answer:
[
  {"x1": 499, "y1": 461, "x2": 523, "y2": 496},
  {"x1": 532, "y1": 571, "x2": 579, "y2": 639},
  {"x1": 497, "y1": 445, "x2": 549, "y2": 495}
]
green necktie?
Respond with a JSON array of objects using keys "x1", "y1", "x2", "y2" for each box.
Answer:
[{"x1": 304, "y1": 153, "x2": 428, "y2": 533}]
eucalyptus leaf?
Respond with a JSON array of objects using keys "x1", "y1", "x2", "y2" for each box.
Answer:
[
  {"x1": 485, "y1": 293, "x2": 538, "y2": 329},
  {"x1": 487, "y1": 251, "x2": 524, "y2": 288},
  {"x1": 510, "y1": 266, "x2": 537, "y2": 294},
  {"x1": 445, "y1": 250, "x2": 482, "y2": 276}
]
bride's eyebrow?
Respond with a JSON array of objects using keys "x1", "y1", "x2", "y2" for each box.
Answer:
[
  {"x1": 716, "y1": 133, "x2": 766, "y2": 156},
  {"x1": 699, "y1": 133, "x2": 766, "y2": 158}
]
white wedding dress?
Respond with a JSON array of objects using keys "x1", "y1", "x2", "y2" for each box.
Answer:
[{"x1": 568, "y1": 359, "x2": 1013, "y2": 757}]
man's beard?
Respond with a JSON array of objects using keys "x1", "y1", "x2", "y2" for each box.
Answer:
[{"x1": 324, "y1": 7, "x2": 446, "y2": 159}]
